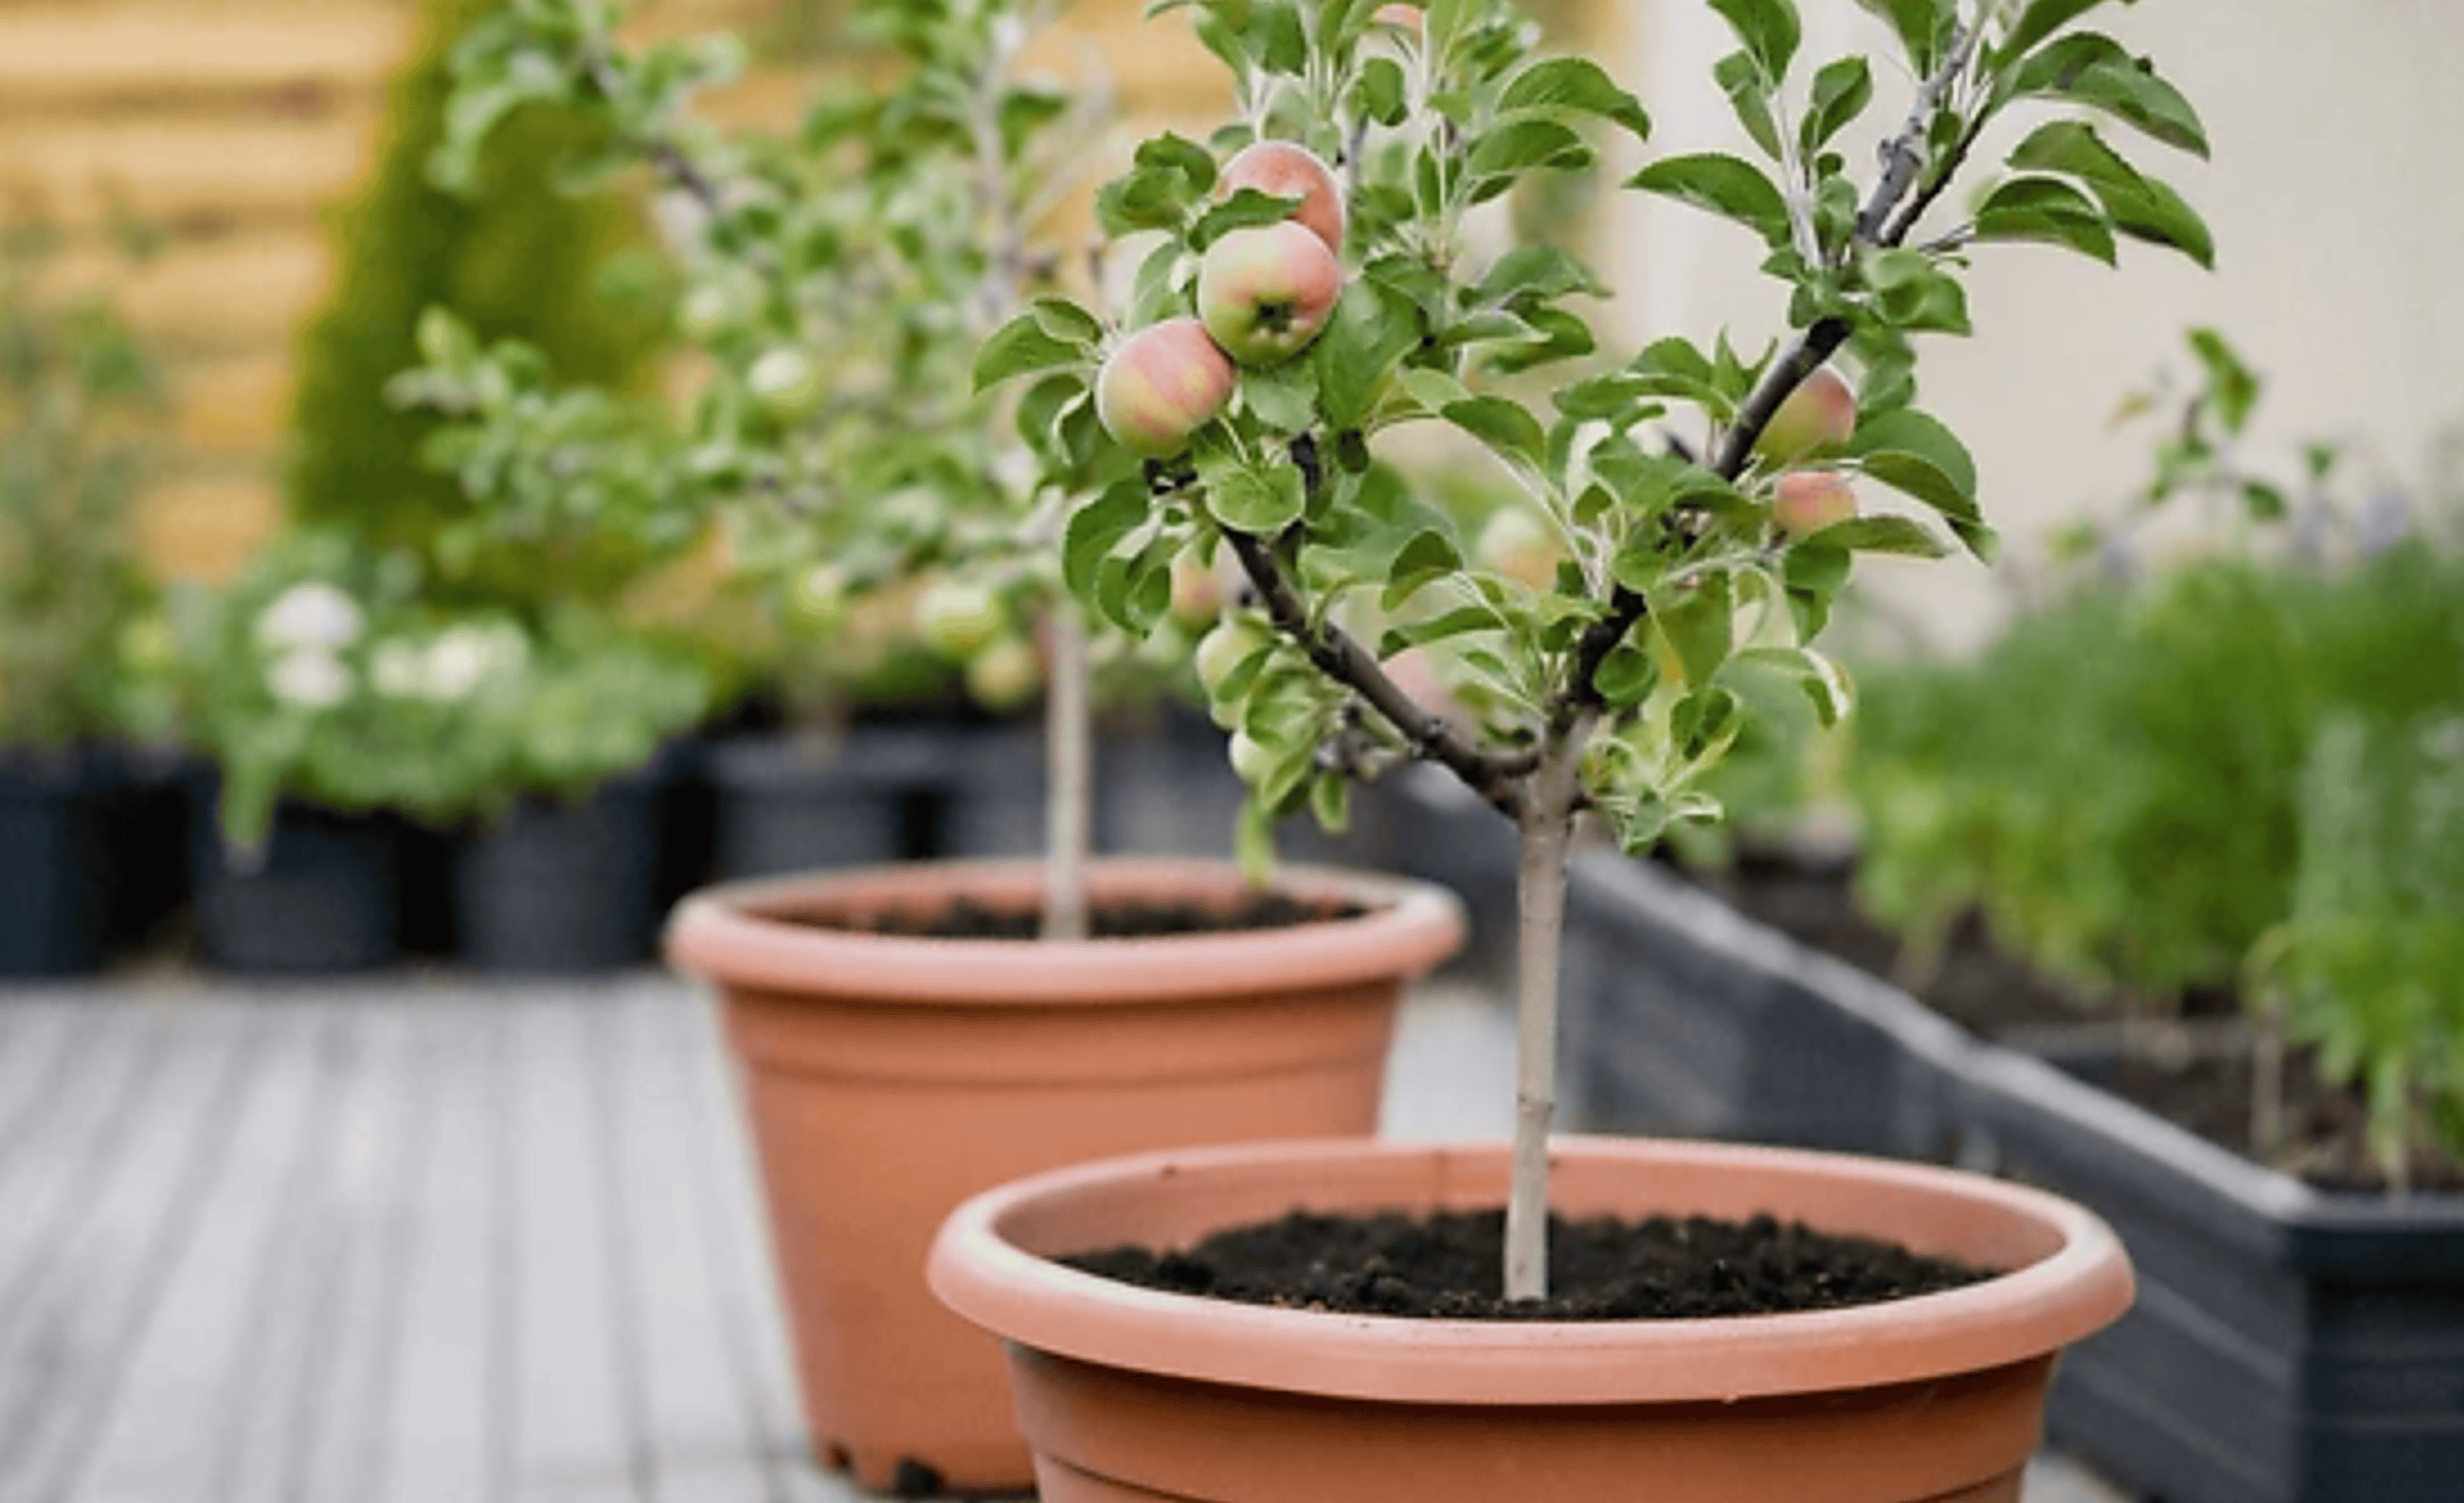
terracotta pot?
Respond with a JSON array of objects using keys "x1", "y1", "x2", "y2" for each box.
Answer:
[
  {"x1": 664, "y1": 857, "x2": 1462, "y2": 1494},
  {"x1": 929, "y1": 1135, "x2": 2136, "y2": 1503}
]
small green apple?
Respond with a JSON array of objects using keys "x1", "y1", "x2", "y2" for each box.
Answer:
[
  {"x1": 748, "y1": 345, "x2": 822, "y2": 420},
  {"x1": 1196, "y1": 221, "x2": 1342, "y2": 368},
  {"x1": 964, "y1": 634, "x2": 1043, "y2": 711},
  {"x1": 1195, "y1": 614, "x2": 1274, "y2": 700},
  {"x1": 915, "y1": 576, "x2": 1008, "y2": 661}
]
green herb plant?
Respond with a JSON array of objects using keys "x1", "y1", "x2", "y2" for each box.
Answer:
[
  {"x1": 420, "y1": 0, "x2": 1120, "y2": 934},
  {"x1": 977, "y1": 0, "x2": 2212, "y2": 1298}
]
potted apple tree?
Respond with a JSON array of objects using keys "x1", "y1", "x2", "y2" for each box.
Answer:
[
  {"x1": 427, "y1": 1, "x2": 1463, "y2": 1490},
  {"x1": 930, "y1": 1, "x2": 2217, "y2": 1498}
]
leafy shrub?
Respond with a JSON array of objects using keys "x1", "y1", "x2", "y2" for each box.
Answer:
[{"x1": 0, "y1": 226, "x2": 172, "y2": 752}]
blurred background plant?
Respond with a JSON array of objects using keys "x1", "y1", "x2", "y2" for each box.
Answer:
[{"x1": 0, "y1": 218, "x2": 178, "y2": 758}]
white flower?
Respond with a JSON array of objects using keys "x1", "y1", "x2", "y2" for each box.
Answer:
[
  {"x1": 267, "y1": 649, "x2": 353, "y2": 710},
  {"x1": 421, "y1": 624, "x2": 526, "y2": 701},
  {"x1": 255, "y1": 582, "x2": 365, "y2": 652},
  {"x1": 370, "y1": 640, "x2": 426, "y2": 700}
]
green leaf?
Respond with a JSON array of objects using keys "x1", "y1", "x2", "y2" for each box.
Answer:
[
  {"x1": 1650, "y1": 571, "x2": 1734, "y2": 689},
  {"x1": 1499, "y1": 56, "x2": 1652, "y2": 139},
  {"x1": 1206, "y1": 454, "x2": 1308, "y2": 535},
  {"x1": 2188, "y1": 326, "x2": 2260, "y2": 433},
  {"x1": 1378, "y1": 602, "x2": 1509, "y2": 656},
  {"x1": 2007, "y1": 120, "x2": 2213, "y2": 267},
  {"x1": 1136, "y1": 130, "x2": 1219, "y2": 191},
  {"x1": 1096, "y1": 166, "x2": 1200, "y2": 237},
  {"x1": 1473, "y1": 244, "x2": 1606, "y2": 307},
  {"x1": 1355, "y1": 56, "x2": 1409, "y2": 126},
  {"x1": 1628, "y1": 153, "x2": 1791, "y2": 248},
  {"x1": 1381, "y1": 528, "x2": 1465, "y2": 611},
  {"x1": 1251, "y1": 0, "x2": 1311, "y2": 75},
  {"x1": 1442, "y1": 395, "x2": 1547, "y2": 469},
  {"x1": 1812, "y1": 514, "x2": 1952, "y2": 556},
  {"x1": 1709, "y1": 0, "x2": 1801, "y2": 84},
  {"x1": 1861, "y1": 247, "x2": 1972, "y2": 334},
  {"x1": 1714, "y1": 51, "x2": 1783, "y2": 159},
  {"x1": 1194, "y1": 187, "x2": 1312, "y2": 249},
  {"x1": 1594, "y1": 644, "x2": 1660, "y2": 709},
  {"x1": 1732, "y1": 645, "x2": 1853, "y2": 726},
  {"x1": 974, "y1": 312, "x2": 1089, "y2": 393},
  {"x1": 1995, "y1": 0, "x2": 2118, "y2": 66},
  {"x1": 1064, "y1": 481, "x2": 1153, "y2": 605},
  {"x1": 2013, "y1": 33, "x2": 2208, "y2": 158},
  {"x1": 1800, "y1": 57, "x2": 1874, "y2": 157},
  {"x1": 1243, "y1": 360, "x2": 1320, "y2": 432},
  {"x1": 1970, "y1": 174, "x2": 2118, "y2": 264},
  {"x1": 1850, "y1": 0, "x2": 1953, "y2": 74},
  {"x1": 1467, "y1": 117, "x2": 1595, "y2": 187},
  {"x1": 1312, "y1": 279, "x2": 1423, "y2": 429},
  {"x1": 1846, "y1": 407, "x2": 1983, "y2": 546}
]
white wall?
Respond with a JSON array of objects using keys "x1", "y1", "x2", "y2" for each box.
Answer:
[{"x1": 1602, "y1": 0, "x2": 2464, "y2": 651}]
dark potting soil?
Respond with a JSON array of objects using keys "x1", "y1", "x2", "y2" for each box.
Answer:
[
  {"x1": 810, "y1": 891, "x2": 1364, "y2": 940},
  {"x1": 1066, "y1": 1206, "x2": 1994, "y2": 1321},
  {"x1": 1682, "y1": 850, "x2": 2464, "y2": 1194}
]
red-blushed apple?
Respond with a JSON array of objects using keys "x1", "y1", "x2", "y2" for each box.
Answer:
[
  {"x1": 1219, "y1": 140, "x2": 1347, "y2": 253},
  {"x1": 1475, "y1": 508, "x2": 1569, "y2": 592},
  {"x1": 1772, "y1": 471, "x2": 1859, "y2": 539},
  {"x1": 748, "y1": 345, "x2": 822, "y2": 419},
  {"x1": 964, "y1": 634, "x2": 1043, "y2": 711},
  {"x1": 1095, "y1": 318, "x2": 1238, "y2": 459},
  {"x1": 1195, "y1": 614, "x2": 1274, "y2": 701},
  {"x1": 1197, "y1": 221, "x2": 1342, "y2": 368},
  {"x1": 1753, "y1": 366, "x2": 1858, "y2": 465},
  {"x1": 916, "y1": 575, "x2": 1008, "y2": 661}
]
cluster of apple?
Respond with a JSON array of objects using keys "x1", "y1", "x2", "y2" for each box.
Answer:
[{"x1": 1093, "y1": 140, "x2": 1348, "y2": 460}]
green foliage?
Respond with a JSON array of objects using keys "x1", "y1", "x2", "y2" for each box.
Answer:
[
  {"x1": 179, "y1": 528, "x2": 714, "y2": 853},
  {"x1": 286, "y1": 0, "x2": 665, "y2": 582},
  {"x1": 2259, "y1": 713, "x2": 2464, "y2": 1180},
  {"x1": 984, "y1": 0, "x2": 2206, "y2": 859},
  {"x1": 422, "y1": 0, "x2": 1099, "y2": 712},
  {"x1": 0, "y1": 227, "x2": 173, "y2": 752}
]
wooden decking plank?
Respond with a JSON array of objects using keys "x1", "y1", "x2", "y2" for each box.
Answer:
[
  {"x1": 0, "y1": 1003, "x2": 172, "y2": 1356},
  {"x1": 505, "y1": 996, "x2": 645, "y2": 1503},
  {"x1": 668, "y1": 989, "x2": 841, "y2": 1501},
  {"x1": 0, "y1": 1001, "x2": 78, "y2": 1145},
  {"x1": 59, "y1": 1002, "x2": 333, "y2": 1503},
  {"x1": 372, "y1": 1000, "x2": 514, "y2": 1503},
  {"x1": 286, "y1": 1003, "x2": 443, "y2": 1503},
  {"x1": 0, "y1": 1002, "x2": 257, "y2": 1502},
  {"x1": 211, "y1": 1003, "x2": 426, "y2": 1503},
  {"x1": 603, "y1": 984, "x2": 779, "y2": 1503}
]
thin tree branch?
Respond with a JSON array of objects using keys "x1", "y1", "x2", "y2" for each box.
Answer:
[{"x1": 1222, "y1": 528, "x2": 1535, "y2": 821}]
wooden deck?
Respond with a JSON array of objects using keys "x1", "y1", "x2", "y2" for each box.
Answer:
[{"x1": 0, "y1": 976, "x2": 2126, "y2": 1503}]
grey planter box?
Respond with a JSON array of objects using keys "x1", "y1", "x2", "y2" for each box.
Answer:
[
  {"x1": 1559, "y1": 851, "x2": 1968, "y2": 1160},
  {"x1": 706, "y1": 728, "x2": 951, "y2": 878},
  {"x1": 1557, "y1": 849, "x2": 2464, "y2": 1503}
]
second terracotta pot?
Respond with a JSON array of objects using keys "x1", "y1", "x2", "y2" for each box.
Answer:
[
  {"x1": 929, "y1": 1135, "x2": 2136, "y2": 1502},
  {"x1": 663, "y1": 857, "x2": 1462, "y2": 1494}
]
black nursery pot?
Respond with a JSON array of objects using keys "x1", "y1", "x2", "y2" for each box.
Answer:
[
  {"x1": 0, "y1": 750, "x2": 118, "y2": 976},
  {"x1": 452, "y1": 773, "x2": 665, "y2": 973},
  {"x1": 703, "y1": 727, "x2": 948, "y2": 879},
  {"x1": 192, "y1": 796, "x2": 401, "y2": 974}
]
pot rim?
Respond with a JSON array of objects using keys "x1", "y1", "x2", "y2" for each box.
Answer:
[
  {"x1": 663, "y1": 856, "x2": 1465, "y2": 1005},
  {"x1": 928, "y1": 1134, "x2": 2135, "y2": 1405}
]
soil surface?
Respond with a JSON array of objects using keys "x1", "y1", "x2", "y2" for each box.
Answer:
[
  {"x1": 1066, "y1": 1206, "x2": 1993, "y2": 1321},
  {"x1": 1684, "y1": 849, "x2": 2464, "y2": 1195},
  {"x1": 799, "y1": 891, "x2": 1365, "y2": 940}
]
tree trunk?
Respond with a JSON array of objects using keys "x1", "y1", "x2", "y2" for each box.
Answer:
[{"x1": 1040, "y1": 603, "x2": 1091, "y2": 943}]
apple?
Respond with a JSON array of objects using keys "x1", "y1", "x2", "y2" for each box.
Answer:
[
  {"x1": 1196, "y1": 221, "x2": 1342, "y2": 368},
  {"x1": 1219, "y1": 140, "x2": 1347, "y2": 254},
  {"x1": 1195, "y1": 614, "x2": 1274, "y2": 699},
  {"x1": 1772, "y1": 471, "x2": 1859, "y2": 539},
  {"x1": 1227, "y1": 729, "x2": 1277, "y2": 786},
  {"x1": 748, "y1": 345, "x2": 822, "y2": 420},
  {"x1": 1753, "y1": 366, "x2": 1858, "y2": 465},
  {"x1": 964, "y1": 635, "x2": 1043, "y2": 711},
  {"x1": 1475, "y1": 508, "x2": 1568, "y2": 592},
  {"x1": 915, "y1": 575, "x2": 1008, "y2": 661},
  {"x1": 1095, "y1": 318, "x2": 1239, "y2": 459},
  {"x1": 1168, "y1": 548, "x2": 1228, "y2": 629}
]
